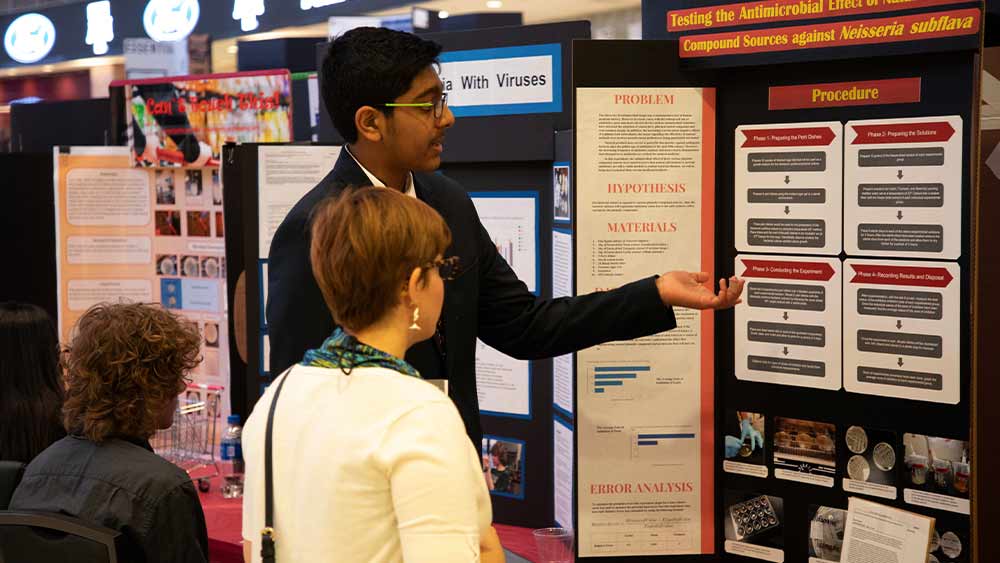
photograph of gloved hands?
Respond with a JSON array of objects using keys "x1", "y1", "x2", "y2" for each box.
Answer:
[{"x1": 725, "y1": 411, "x2": 765, "y2": 464}]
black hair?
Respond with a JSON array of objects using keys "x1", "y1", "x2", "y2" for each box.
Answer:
[
  {"x1": 0, "y1": 302, "x2": 65, "y2": 462},
  {"x1": 322, "y1": 27, "x2": 442, "y2": 143}
]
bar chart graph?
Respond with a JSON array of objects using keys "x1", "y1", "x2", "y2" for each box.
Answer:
[
  {"x1": 590, "y1": 363, "x2": 650, "y2": 398},
  {"x1": 631, "y1": 426, "x2": 697, "y2": 460}
]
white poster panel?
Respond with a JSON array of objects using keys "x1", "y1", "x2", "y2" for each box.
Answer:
[
  {"x1": 552, "y1": 228, "x2": 574, "y2": 416},
  {"x1": 843, "y1": 259, "x2": 960, "y2": 404},
  {"x1": 576, "y1": 87, "x2": 715, "y2": 557},
  {"x1": 470, "y1": 192, "x2": 539, "y2": 293},
  {"x1": 554, "y1": 417, "x2": 574, "y2": 529},
  {"x1": 257, "y1": 145, "x2": 342, "y2": 259},
  {"x1": 475, "y1": 339, "x2": 530, "y2": 419},
  {"x1": 844, "y1": 115, "x2": 963, "y2": 259},
  {"x1": 735, "y1": 121, "x2": 843, "y2": 255},
  {"x1": 734, "y1": 255, "x2": 842, "y2": 390}
]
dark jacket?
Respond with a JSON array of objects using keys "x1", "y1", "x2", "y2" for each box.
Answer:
[
  {"x1": 267, "y1": 150, "x2": 677, "y2": 445},
  {"x1": 9, "y1": 435, "x2": 209, "y2": 563}
]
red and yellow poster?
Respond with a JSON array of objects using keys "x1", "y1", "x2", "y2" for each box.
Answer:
[{"x1": 119, "y1": 69, "x2": 292, "y2": 167}]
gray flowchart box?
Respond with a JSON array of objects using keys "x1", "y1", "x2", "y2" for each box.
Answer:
[
  {"x1": 857, "y1": 329, "x2": 942, "y2": 358},
  {"x1": 748, "y1": 151, "x2": 826, "y2": 172},
  {"x1": 748, "y1": 188, "x2": 826, "y2": 204},
  {"x1": 858, "y1": 147, "x2": 945, "y2": 167},
  {"x1": 857, "y1": 366, "x2": 942, "y2": 390},
  {"x1": 748, "y1": 322, "x2": 825, "y2": 347},
  {"x1": 858, "y1": 183, "x2": 944, "y2": 207},
  {"x1": 857, "y1": 288, "x2": 943, "y2": 320},
  {"x1": 748, "y1": 355, "x2": 825, "y2": 377},
  {"x1": 858, "y1": 224, "x2": 943, "y2": 252},
  {"x1": 749, "y1": 219, "x2": 826, "y2": 248},
  {"x1": 748, "y1": 282, "x2": 825, "y2": 311}
]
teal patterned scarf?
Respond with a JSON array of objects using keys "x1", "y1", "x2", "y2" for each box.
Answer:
[{"x1": 300, "y1": 328, "x2": 421, "y2": 378}]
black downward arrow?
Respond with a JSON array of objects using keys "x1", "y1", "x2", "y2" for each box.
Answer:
[
  {"x1": 897, "y1": 170, "x2": 904, "y2": 179},
  {"x1": 897, "y1": 210, "x2": 904, "y2": 220},
  {"x1": 784, "y1": 205, "x2": 790, "y2": 215},
  {"x1": 898, "y1": 357, "x2": 904, "y2": 367},
  {"x1": 783, "y1": 347, "x2": 789, "y2": 356},
  {"x1": 896, "y1": 320, "x2": 902, "y2": 329},
  {"x1": 784, "y1": 175, "x2": 790, "y2": 184},
  {"x1": 783, "y1": 311, "x2": 789, "y2": 320}
]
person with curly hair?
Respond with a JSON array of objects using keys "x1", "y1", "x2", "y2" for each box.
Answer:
[{"x1": 9, "y1": 302, "x2": 209, "y2": 563}]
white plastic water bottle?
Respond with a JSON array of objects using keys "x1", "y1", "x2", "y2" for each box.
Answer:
[{"x1": 220, "y1": 414, "x2": 244, "y2": 499}]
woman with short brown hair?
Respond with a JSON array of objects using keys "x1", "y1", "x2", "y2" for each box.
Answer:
[
  {"x1": 242, "y1": 186, "x2": 502, "y2": 563},
  {"x1": 10, "y1": 302, "x2": 209, "y2": 563}
]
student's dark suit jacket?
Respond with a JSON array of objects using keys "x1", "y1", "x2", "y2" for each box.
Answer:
[{"x1": 267, "y1": 150, "x2": 677, "y2": 446}]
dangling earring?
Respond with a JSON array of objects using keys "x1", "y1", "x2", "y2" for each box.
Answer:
[{"x1": 409, "y1": 307, "x2": 421, "y2": 331}]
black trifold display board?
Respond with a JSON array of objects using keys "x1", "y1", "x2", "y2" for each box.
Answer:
[{"x1": 572, "y1": 32, "x2": 982, "y2": 563}]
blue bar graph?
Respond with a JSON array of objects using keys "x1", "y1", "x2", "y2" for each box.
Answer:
[
  {"x1": 637, "y1": 433, "x2": 696, "y2": 440},
  {"x1": 631, "y1": 427, "x2": 697, "y2": 459},
  {"x1": 591, "y1": 363, "x2": 650, "y2": 395}
]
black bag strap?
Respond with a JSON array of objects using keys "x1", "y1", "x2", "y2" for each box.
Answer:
[{"x1": 261, "y1": 367, "x2": 293, "y2": 563}]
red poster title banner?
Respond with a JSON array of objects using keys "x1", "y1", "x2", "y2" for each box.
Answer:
[
  {"x1": 741, "y1": 259, "x2": 835, "y2": 281},
  {"x1": 850, "y1": 264, "x2": 954, "y2": 287},
  {"x1": 668, "y1": 0, "x2": 971, "y2": 32},
  {"x1": 769, "y1": 77, "x2": 921, "y2": 110},
  {"x1": 850, "y1": 121, "x2": 955, "y2": 143},
  {"x1": 679, "y1": 8, "x2": 980, "y2": 58},
  {"x1": 741, "y1": 126, "x2": 836, "y2": 147}
]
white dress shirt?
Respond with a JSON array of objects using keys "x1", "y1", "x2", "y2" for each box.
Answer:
[{"x1": 345, "y1": 145, "x2": 416, "y2": 198}]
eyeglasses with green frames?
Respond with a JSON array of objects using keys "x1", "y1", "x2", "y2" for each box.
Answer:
[{"x1": 380, "y1": 92, "x2": 449, "y2": 120}]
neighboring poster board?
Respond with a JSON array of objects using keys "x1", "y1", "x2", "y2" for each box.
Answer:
[
  {"x1": 54, "y1": 146, "x2": 230, "y2": 415},
  {"x1": 255, "y1": 145, "x2": 341, "y2": 374},
  {"x1": 470, "y1": 191, "x2": 540, "y2": 294}
]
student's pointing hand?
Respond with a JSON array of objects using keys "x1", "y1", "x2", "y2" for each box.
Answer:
[{"x1": 656, "y1": 271, "x2": 744, "y2": 310}]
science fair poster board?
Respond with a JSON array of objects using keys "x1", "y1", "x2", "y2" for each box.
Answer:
[
  {"x1": 575, "y1": 85, "x2": 716, "y2": 557},
  {"x1": 54, "y1": 147, "x2": 230, "y2": 415}
]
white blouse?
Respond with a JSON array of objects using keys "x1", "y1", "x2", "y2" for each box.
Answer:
[{"x1": 242, "y1": 365, "x2": 491, "y2": 562}]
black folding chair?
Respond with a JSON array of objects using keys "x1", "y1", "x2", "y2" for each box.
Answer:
[
  {"x1": 0, "y1": 462, "x2": 24, "y2": 510},
  {"x1": 0, "y1": 510, "x2": 126, "y2": 563}
]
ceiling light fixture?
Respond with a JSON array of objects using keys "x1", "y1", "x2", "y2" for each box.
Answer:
[
  {"x1": 486, "y1": 1, "x2": 502, "y2": 8},
  {"x1": 438, "y1": 10, "x2": 450, "y2": 18}
]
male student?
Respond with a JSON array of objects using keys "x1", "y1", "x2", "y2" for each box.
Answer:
[{"x1": 267, "y1": 27, "x2": 744, "y2": 446}]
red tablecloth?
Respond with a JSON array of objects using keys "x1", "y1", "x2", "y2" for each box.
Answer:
[
  {"x1": 198, "y1": 477, "x2": 540, "y2": 563},
  {"x1": 197, "y1": 476, "x2": 242, "y2": 563}
]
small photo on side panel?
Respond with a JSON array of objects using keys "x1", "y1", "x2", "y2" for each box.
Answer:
[
  {"x1": 724, "y1": 490, "x2": 784, "y2": 561},
  {"x1": 773, "y1": 416, "x2": 836, "y2": 487},
  {"x1": 807, "y1": 504, "x2": 845, "y2": 563},
  {"x1": 723, "y1": 410, "x2": 767, "y2": 479}
]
